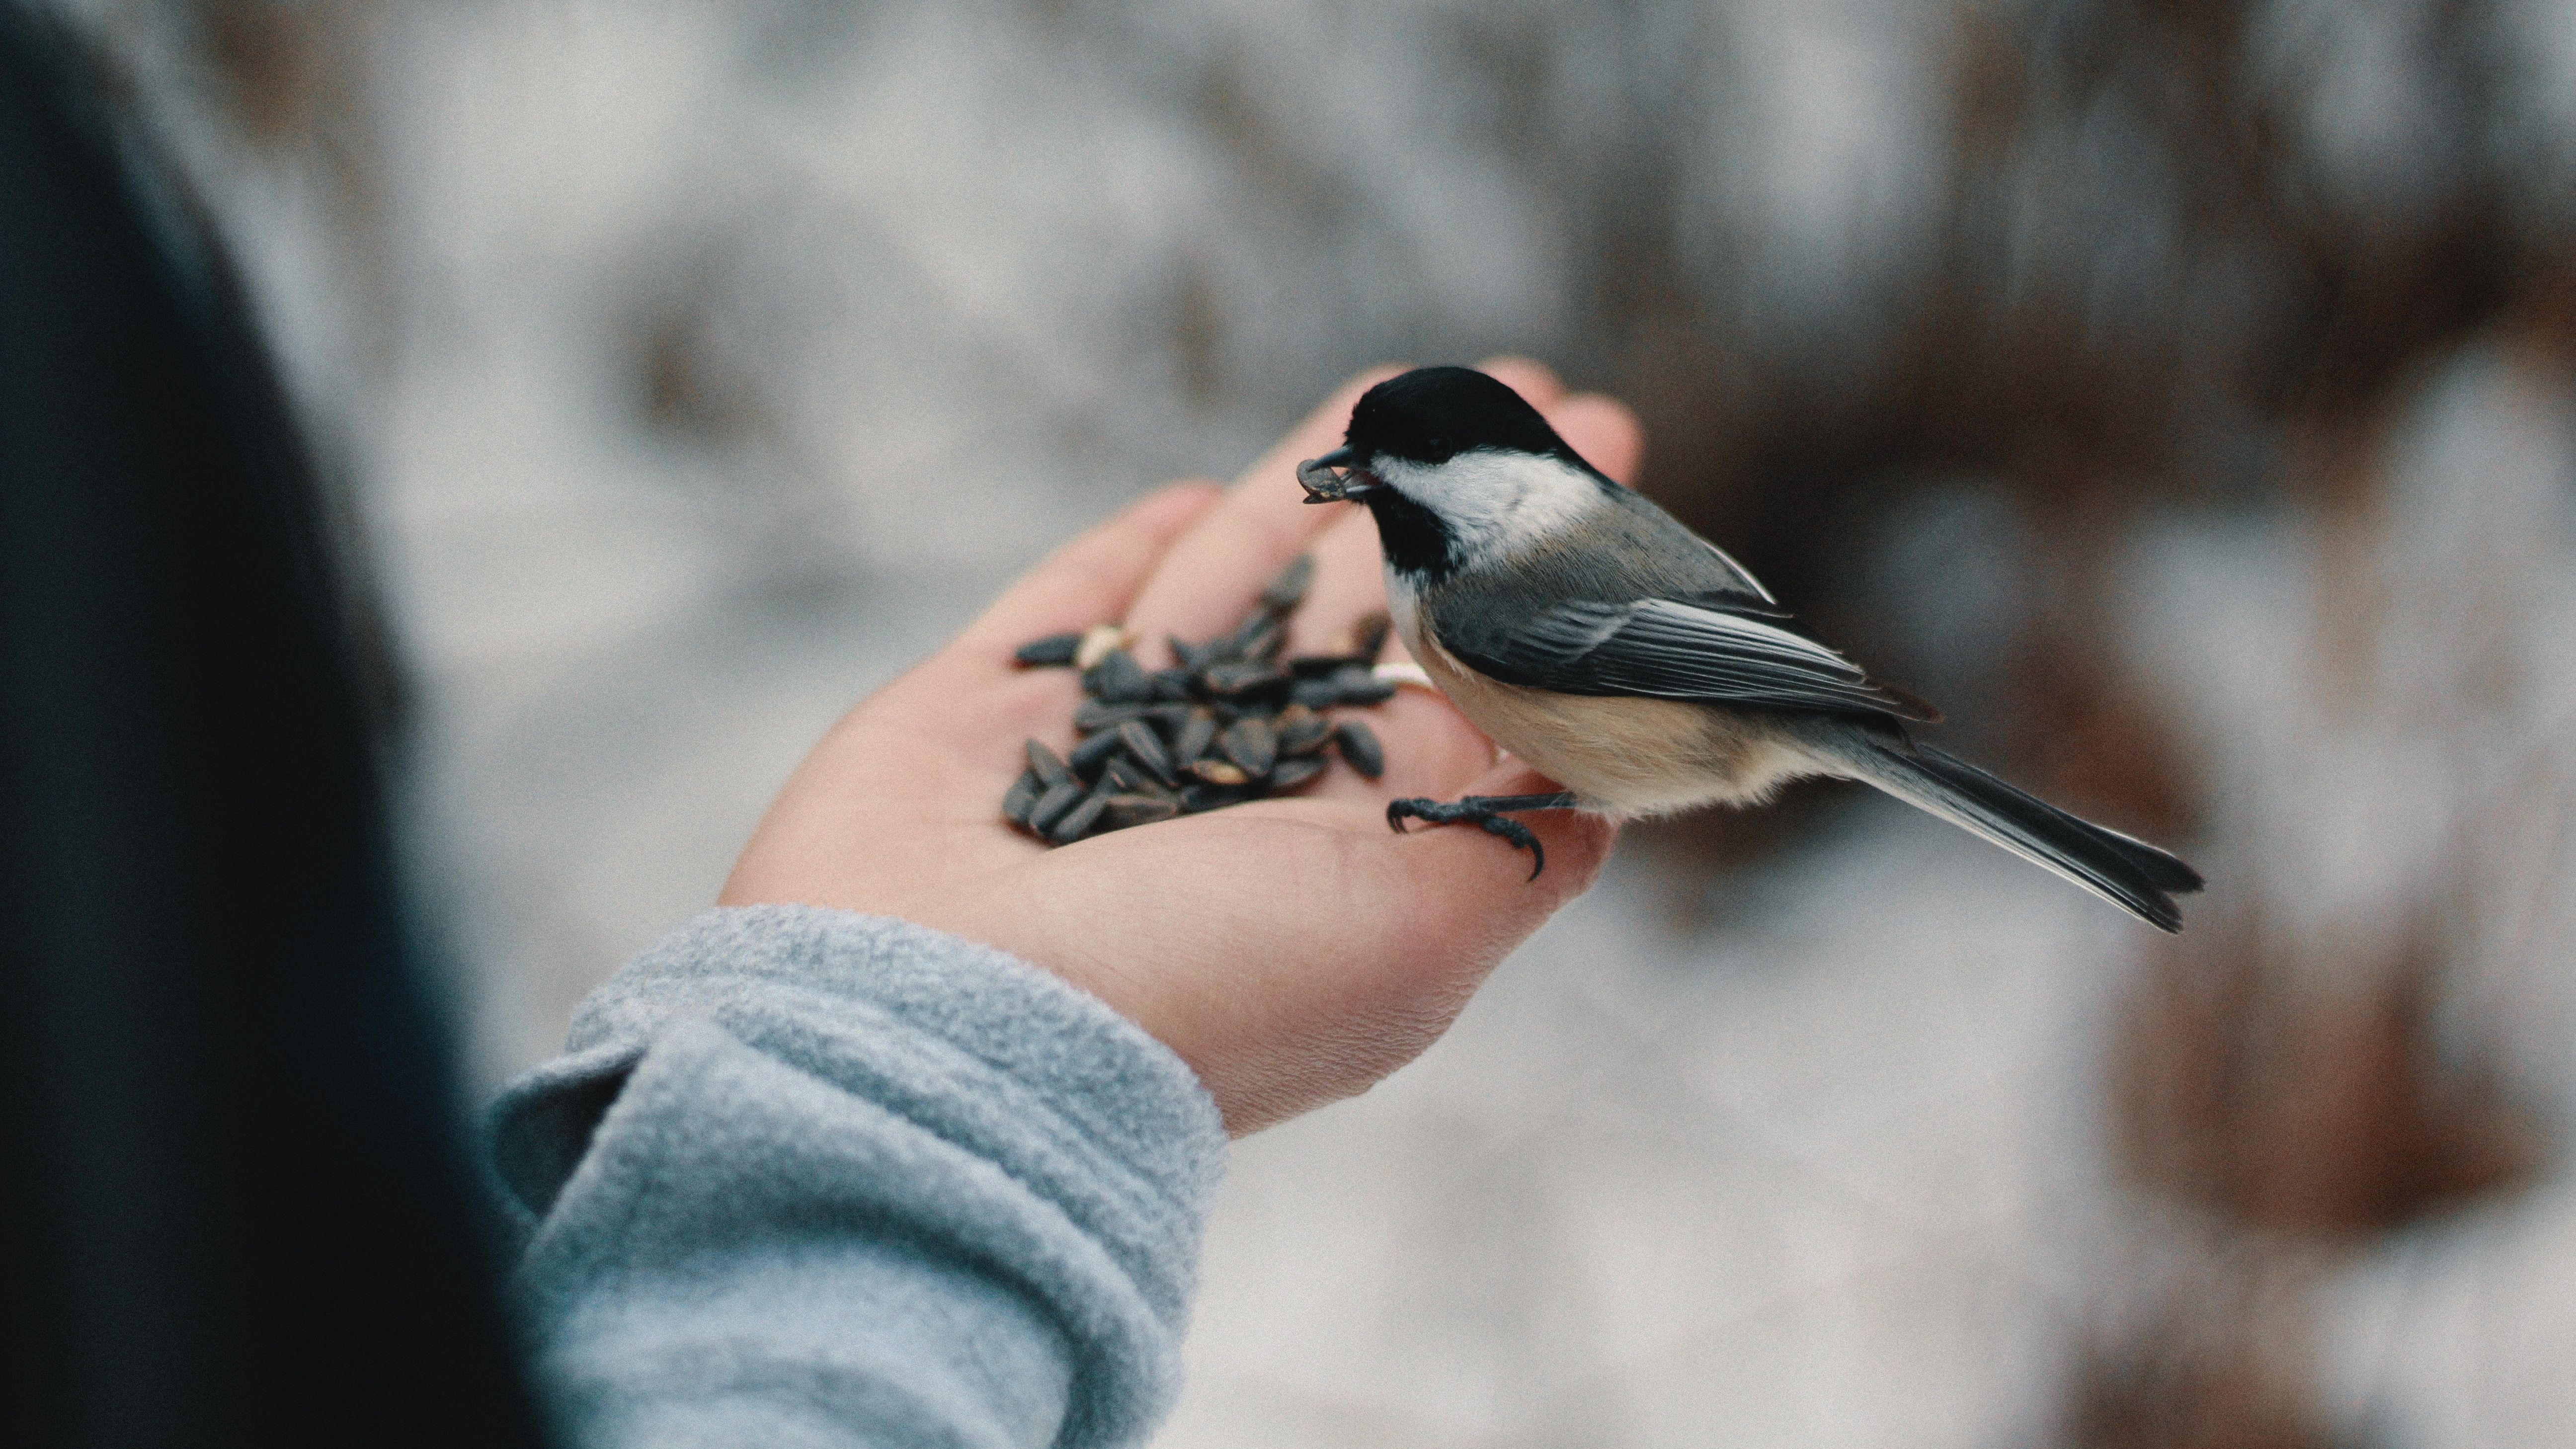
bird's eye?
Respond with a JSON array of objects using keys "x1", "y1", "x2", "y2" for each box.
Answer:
[{"x1": 1427, "y1": 436, "x2": 1449, "y2": 453}]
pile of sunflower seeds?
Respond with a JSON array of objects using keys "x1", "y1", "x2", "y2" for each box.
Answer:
[{"x1": 1002, "y1": 554, "x2": 1394, "y2": 844}]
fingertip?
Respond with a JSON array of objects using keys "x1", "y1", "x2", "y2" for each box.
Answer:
[
  {"x1": 1471, "y1": 763, "x2": 1617, "y2": 899},
  {"x1": 1530, "y1": 807, "x2": 1618, "y2": 898},
  {"x1": 1475, "y1": 355, "x2": 1564, "y2": 406},
  {"x1": 1548, "y1": 393, "x2": 1647, "y2": 485},
  {"x1": 961, "y1": 481, "x2": 1224, "y2": 649}
]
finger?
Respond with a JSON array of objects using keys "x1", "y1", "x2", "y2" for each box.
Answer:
[
  {"x1": 1550, "y1": 393, "x2": 1646, "y2": 485},
  {"x1": 957, "y1": 481, "x2": 1223, "y2": 655},
  {"x1": 1281, "y1": 506, "x2": 1389, "y2": 657},
  {"x1": 1124, "y1": 365, "x2": 1403, "y2": 659},
  {"x1": 1472, "y1": 355, "x2": 1565, "y2": 408}
]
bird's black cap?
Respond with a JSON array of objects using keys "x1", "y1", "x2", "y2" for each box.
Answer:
[{"x1": 1343, "y1": 365, "x2": 1570, "y2": 467}]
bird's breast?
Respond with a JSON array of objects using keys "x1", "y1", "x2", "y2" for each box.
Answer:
[{"x1": 1388, "y1": 574, "x2": 1824, "y2": 820}]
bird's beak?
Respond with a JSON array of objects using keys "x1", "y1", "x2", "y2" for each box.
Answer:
[{"x1": 1296, "y1": 446, "x2": 1378, "y2": 503}]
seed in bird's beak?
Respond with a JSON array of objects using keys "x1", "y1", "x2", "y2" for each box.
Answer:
[
  {"x1": 1295, "y1": 458, "x2": 1344, "y2": 502},
  {"x1": 1295, "y1": 448, "x2": 1373, "y2": 503}
]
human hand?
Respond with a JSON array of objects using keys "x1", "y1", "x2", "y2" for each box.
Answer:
[{"x1": 720, "y1": 361, "x2": 1645, "y2": 1132}]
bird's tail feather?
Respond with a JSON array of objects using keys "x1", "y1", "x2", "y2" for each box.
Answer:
[{"x1": 1831, "y1": 738, "x2": 2204, "y2": 932}]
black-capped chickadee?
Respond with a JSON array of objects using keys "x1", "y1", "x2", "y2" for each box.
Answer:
[{"x1": 1298, "y1": 365, "x2": 2203, "y2": 931}]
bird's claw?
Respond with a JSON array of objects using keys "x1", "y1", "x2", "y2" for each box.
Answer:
[
  {"x1": 1385, "y1": 795, "x2": 1558, "y2": 880},
  {"x1": 1478, "y1": 813, "x2": 1545, "y2": 880}
]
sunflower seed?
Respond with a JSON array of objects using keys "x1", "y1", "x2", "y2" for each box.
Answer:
[
  {"x1": 1269, "y1": 755, "x2": 1327, "y2": 790},
  {"x1": 1220, "y1": 717, "x2": 1277, "y2": 777},
  {"x1": 1274, "y1": 704, "x2": 1332, "y2": 755},
  {"x1": 1028, "y1": 780, "x2": 1086, "y2": 833},
  {"x1": 1349, "y1": 610, "x2": 1392, "y2": 662},
  {"x1": 1049, "y1": 791, "x2": 1110, "y2": 843},
  {"x1": 1103, "y1": 757, "x2": 1179, "y2": 801},
  {"x1": 1015, "y1": 632, "x2": 1082, "y2": 667},
  {"x1": 1083, "y1": 647, "x2": 1153, "y2": 704},
  {"x1": 1118, "y1": 720, "x2": 1177, "y2": 786},
  {"x1": 1331, "y1": 664, "x2": 1396, "y2": 705},
  {"x1": 1026, "y1": 739, "x2": 1076, "y2": 791},
  {"x1": 1068, "y1": 727, "x2": 1127, "y2": 778},
  {"x1": 1005, "y1": 556, "x2": 1402, "y2": 838},
  {"x1": 1181, "y1": 780, "x2": 1254, "y2": 812},
  {"x1": 1201, "y1": 660, "x2": 1288, "y2": 696},
  {"x1": 1187, "y1": 758, "x2": 1251, "y2": 787},
  {"x1": 1334, "y1": 720, "x2": 1385, "y2": 779},
  {"x1": 1001, "y1": 769, "x2": 1043, "y2": 825},
  {"x1": 1098, "y1": 794, "x2": 1181, "y2": 830},
  {"x1": 1289, "y1": 676, "x2": 1342, "y2": 710},
  {"x1": 1073, "y1": 623, "x2": 1133, "y2": 670},
  {"x1": 1072, "y1": 698, "x2": 1150, "y2": 732},
  {"x1": 1171, "y1": 708, "x2": 1217, "y2": 764},
  {"x1": 1230, "y1": 613, "x2": 1286, "y2": 661},
  {"x1": 1259, "y1": 554, "x2": 1315, "y2": 612}
]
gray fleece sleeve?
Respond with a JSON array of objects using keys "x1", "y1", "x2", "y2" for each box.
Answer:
[{"x1": 485, "y1": 904, "x2": 1228, "y2": 1449}]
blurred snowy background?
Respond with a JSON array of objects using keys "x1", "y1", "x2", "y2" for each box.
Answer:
[{"x1": 47, "y1": 0, "x2": 2576, "y2": 1444}]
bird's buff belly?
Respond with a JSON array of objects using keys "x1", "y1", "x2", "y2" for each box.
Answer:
[{"x1": 1404, "y1": 620, "x2": 1822, "y2": 821}]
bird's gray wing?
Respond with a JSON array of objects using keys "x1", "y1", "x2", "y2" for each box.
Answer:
[
  {"x1": 1443, "y1": 592, "x2": 1938, "y2": 721},
  {"x1": 1693, "y1": 540, "x2": 1775, "y2": 604}
]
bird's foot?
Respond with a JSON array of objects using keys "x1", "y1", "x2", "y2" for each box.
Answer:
[{"x1": 1385, "y1": 792, "x2": 1581, "y2": 880}]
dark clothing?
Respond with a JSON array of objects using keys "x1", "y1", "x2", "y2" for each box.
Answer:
[{"x1": 0, "y1": 10, "x2": 544, "y2": 1444}]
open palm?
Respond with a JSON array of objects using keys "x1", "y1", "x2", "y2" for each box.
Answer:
[{"x1": 722, "y1": 362, "x2": 1644, "y2": 1131}]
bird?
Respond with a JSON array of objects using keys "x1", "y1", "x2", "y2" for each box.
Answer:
[{"x1": 1296, "y1": 365, "x2": 2204, "y2": 931}]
